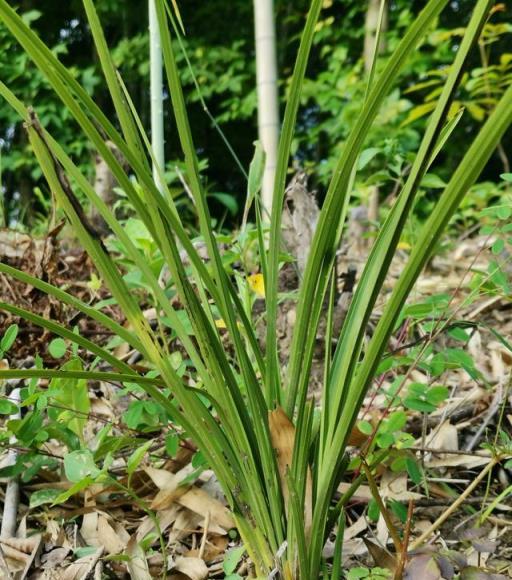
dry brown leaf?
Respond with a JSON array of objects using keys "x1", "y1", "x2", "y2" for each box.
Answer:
[
  {"x1": 145, "y1": 465, "x2": 178, "y2": 489},
  {"x1": 136, "y1": 506, "x2": 180, "y2": 541},
  {"x1": 97, "y1": 516, "x2": 126, "y2": 555},
  {"x1": 61, "y1": 547, "x2": 103, "y2": 580},
  {"x1": 404, "y1": 553, "x2": 442, "y2": 579},
  {"x1": 177, "y1": 487, "x2": 234, "y2": 531},
  {"x1": 112, "y1": 521, "x2": 131, "y2": 545},
  {"x1": 126, "y1": 536, "x2": 152, "y2": 580},
  {"x1": 146, "y1": 465, "x2": 196, "y2": 511},
  {"x1": 337, "y1": 482, "x2": 372, "y2": 502},
  {"x1": 269, "y1": 408, "x2": 295, "y2": 513},
  {"x1": 44, "y1": 522, "x2": 61, "y2": 549},
  {"x1": 80, "y1": 490, "x2": 98, "y2": 547},
  {"x1": 172, "y1": 556, "x2": 208, "y2": 580},
  {"x1": 0, "y1": 536, "x2": 40, "y2": 555},
  {"x1": 40, "y1": 547, "x2": 71, "y2": 569},
  {"x1": 151, "y1": 482, "x2": 187, "y2": 511},
  {"x1": 343, "y1": 516, "x2": 368, "y2": 541},
  {"x1": 340, "y1": 538, "x2": 366, "y2": 561},
  {"x1": 425, "y1": 421, "x2": 459, "y2": 453},
  {"x1": 169, "y1": 510, "x2": 201, "y2": 544},
  {"x1": 0, "y1": 535, "x2": 42, "y2": 577},
  {"x1": 0, "y1": 547, "x2": 11, "y2": 579},
  {"x1": 426, "y1": 454, "x2": 490, "y2": 470},
  {"x1": 0, "y1": 230, "x2": 32, "y2": 258},
  {"x1": 430, "y1": 387, "x2": 485, "y2": 419},
  {"x1": 379, "y1": 471, "x2": 423, "y2": 502},
  {"x1": 268, "y1": 407, "x2": 313, "y2": 536},
  {"x1": 186, "y1": 535, "x2": 228, "y2": 562},
  {"x1": 281, "y1": 172, "x2": 319, "y2": 273},
  {"x1": 363, "y1": 538, "x2": 397, "y2": 571}
]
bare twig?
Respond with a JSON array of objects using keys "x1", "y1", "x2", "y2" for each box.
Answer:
[
  {"x1": 395, "y1": 500, "x2": 414, "y2": 580},
  {"x1": 361, "y1": 460, "x2": 403, "y2": 554},
  {"x1": 198, "y1": 510, "x2": 210, "y2": 560},
  {"x1": 410, "y1": 456, "x2": 500, "y2": 550},
  {"x1": 465, "y1": 383, "x2": 504, "y2": 451}
]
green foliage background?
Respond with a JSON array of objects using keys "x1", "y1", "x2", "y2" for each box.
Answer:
[{"x1": 1, "y1": 0, "x2": 511, "y2": 226}]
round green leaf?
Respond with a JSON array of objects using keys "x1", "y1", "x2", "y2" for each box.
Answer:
[
  {"x1": 0, "y1": 399, "x2": 18, "y2": 415},
  {"x1": 357, "y1": 420, "x2": 373, "y2": 436},
  {"x1": 30, "y1": 488, "x2": 61, "y2": 508},
  {"x1": 48, "y1": 338, "x2": 67, "y2": 359},
  {"x1": 64, "y1": 449, "x2": 100, "y2": 483}
]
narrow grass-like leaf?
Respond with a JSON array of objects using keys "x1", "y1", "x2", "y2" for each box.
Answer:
[
  {"x1": 0, "y1": 301, "x2": 133, "y2": 374},
  {"x1": 315, "y1": 76, "x2": 512, "y2": 580},
  {"x1": 82, "y1": 0, "x2": 145, "y2": 162},
  {"x1": 266, "y1": 0, "x2": 324, "y2": 405},
  {"x1": 0, "y1": 262, "x2": 144, "y2": 354},
  {"x1": 0, "y1": 369, "x2": 165, "y2": 386},
  {"x1": 324, "y1": 0, "x2": 493, "y2": 451},
  {"x1": 286, "y1": 0, "x2": 450, "y2": 420}
]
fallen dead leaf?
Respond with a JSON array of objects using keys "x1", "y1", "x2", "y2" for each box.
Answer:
[
  {"x1": 146, "y1": 464, "x2": 196, "y2": 511},
  {"x1": 177, "y1": 486, "x2": 234, "y2": 531},
  {"x1": 404, "y1": 553, "x2": 443, "y2": 580},
  {"x1": 0, "y1": 535, "x2": 41, "y2": 578},
  {"x1": 97, "y1": 515, "x2": 126, "y2": 555},
  {"x1": 363, "y1": 538, "x2": 397, "y2": 571},
  {"x1": 425, "y1": 421, "x2": 459, "y2": 453},
  {"x1": 268, "y1": 407, "x2": 312, "y2": 536},
  {"x1": 61, "y1": 547, "x2": 103, "y2": 580},
  {"x1": 40, "y1": 546, "x2": 71, "y2": 569},
  {"x1": 172, "y1": 556, "x2": 209, "y2": 580},
  {"x1": 136, "y1": 506, "x2": 180, "y2": 541},
  {"x1": 126, "y1": 536, "x2": 152, "y2": 580}
]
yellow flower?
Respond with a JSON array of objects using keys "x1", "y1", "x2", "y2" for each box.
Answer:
[{"x1": 247, "y1": 273, "x2": 265, "y2": 298}]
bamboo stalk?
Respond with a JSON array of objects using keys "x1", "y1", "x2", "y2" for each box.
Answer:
[
  {"x1": 149, "y1": 0, "x2": 165, "y2": 193},
  {"x1": 253, "y1": 0, "x2": 280, "y2": 216}
]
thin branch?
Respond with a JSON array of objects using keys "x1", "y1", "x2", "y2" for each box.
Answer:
[
  {"x1": 361, "y1": 459, "x2": 403, "y2": 554},
  {"x1": 410, "y1": 456, "x2": 501, "y2": 550}
]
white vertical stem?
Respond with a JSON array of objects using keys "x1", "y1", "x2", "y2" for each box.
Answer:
[
  {"x1": 149, "y1": 0, "x2": 165, "y2": 193},
  {"x1": 1, "y1": 388, "x2": 21, "y2": 539},
  {"x1": 254, "y1": 0, "x2": 280, "y2": 217}
]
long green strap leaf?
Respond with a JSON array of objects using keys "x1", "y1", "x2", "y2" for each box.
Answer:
[
  {"x1": 324, "y1": 0, "x2": 494, "y2": 453},
  {"x1": 0, "y1": 262, "x2": 145, "y2": 355},
  {"x1": 265, "y1": 0, "x2": 324, "y2": 406},
  {"x1": 312, "y1": 76, "x2": 512, "y2": 580},
  {"x1": 0, "y1": 369, "x2": 164, "y2": 386},
  {"x1": 82, "y1": 0, "x2": 146, "y2": 163},
  {"x1": 0, "y1": 301, "x2": 134, "y2": 374},
  {"x1": 286, "y1": 0, "x2": 450, "y2": 418}
]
